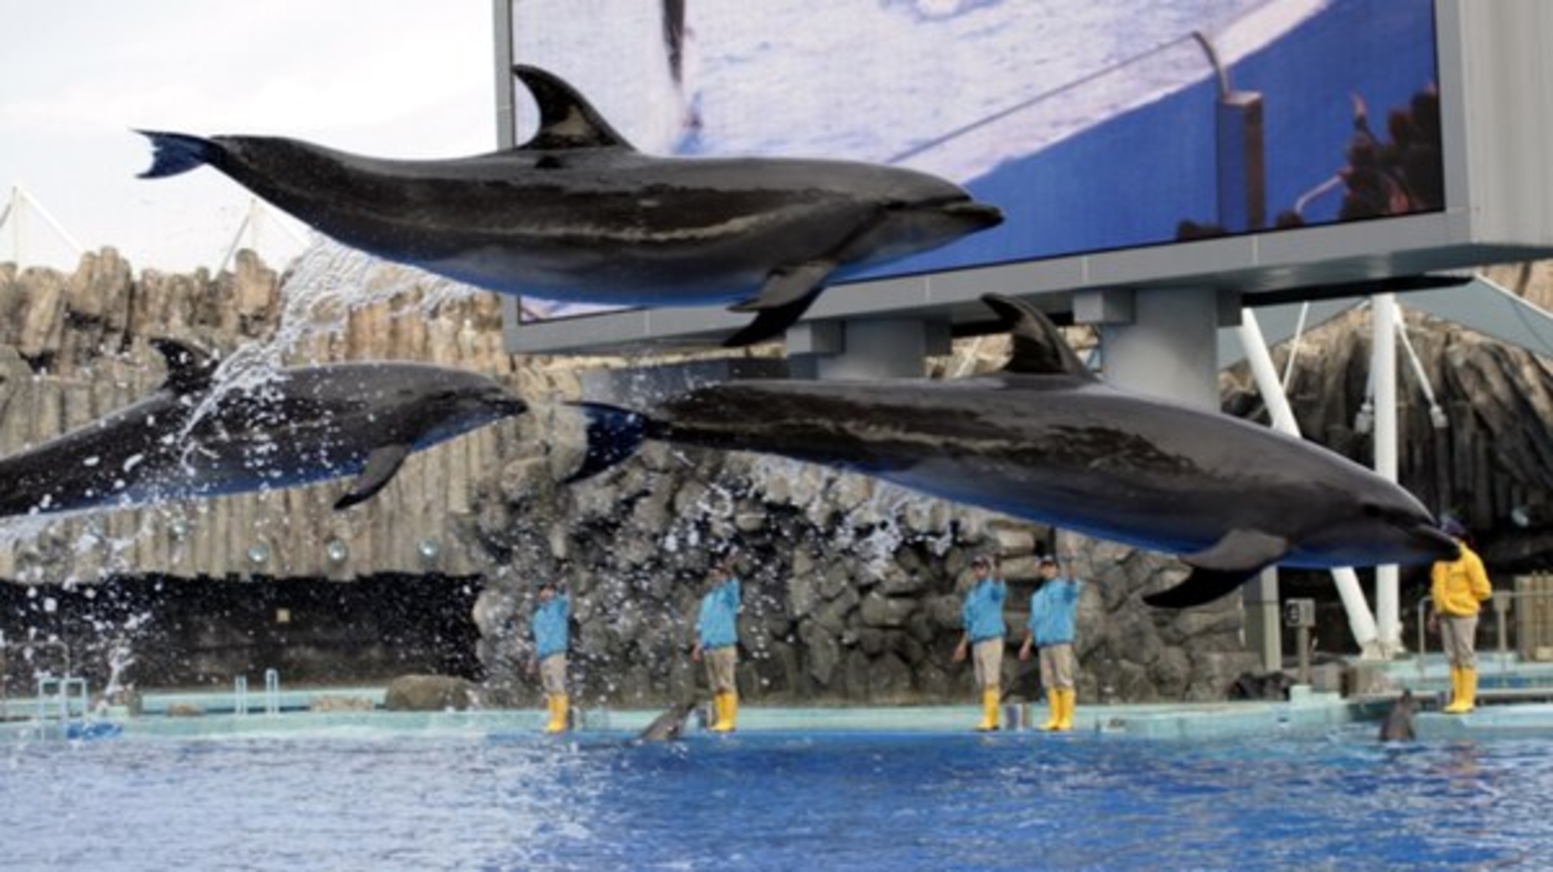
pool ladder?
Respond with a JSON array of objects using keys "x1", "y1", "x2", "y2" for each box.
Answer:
[
  {"x1": 36, "y1": 675, "x2": 89, "y2": 735},
  {"x1": 234, "y1": 669, "x2": 282, "y2": 716}
]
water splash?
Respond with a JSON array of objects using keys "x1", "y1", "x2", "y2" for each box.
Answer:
[{"x1": 181, "y1": 238, "x2": 492, "y2": 440}]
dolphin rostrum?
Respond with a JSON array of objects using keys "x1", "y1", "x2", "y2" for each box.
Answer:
[
  {"x1": 136, "y1": 66, "x2": 1004, "y2": 347},
  {"x1": 0, "y1": 340, "x2": 527, "y2": 518},
  {"x1": 567, "y1": 294, "x2": 1459, "y2": 608}
]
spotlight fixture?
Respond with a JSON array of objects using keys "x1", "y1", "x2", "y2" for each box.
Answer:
[
  {"x1": 247, "y1": 541, "x2": 272, "y2": 566},
  {"x1": 1354, "y1": 400, "x2": 1375, "y2": 435},
  {"x1": 325, "y1": 537, "x2": 350, "y2": 565},
  {"x1": 418, "y1": 538, "x2": 442, "y2": 562}
]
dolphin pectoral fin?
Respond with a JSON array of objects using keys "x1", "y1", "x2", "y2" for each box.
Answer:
[
  {"x1": 1182, "y1": 528, "x2": 1290, "y2": 571},
  {"x1": 980, "y1": 294, "x2": 1094, "y2": 378},
  {"x1": 149, "y1": 337, "x2": 219, "y2": 394},
  {"x1": 333, "y1": 443, "x2": 413, "y2": 510},
  {"x1": 565, "y1": 402, "x2": 652, "y2": 484},
  {"x1": 722, "y1": 262, "x2": 836, "y2": 347},
  {"x1": 732, "y1": 262, "x2": 835, "y2": 313},
  {"x1": 1142, "y1": 567, "x2": 1266, "y2": 609},
  {"x1": 1143, "y1": 529, "x2": 1290, "y2": 609},
  {"x1": 511, "y1": 66, "x2": 636, "y2": 151}
]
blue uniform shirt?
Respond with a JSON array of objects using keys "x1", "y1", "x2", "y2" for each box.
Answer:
[
  {"x1": 697, "y1": 577, "x2": 741, "y2": 649},
  {"x1": 1030, "y1": 577, "x2": 1083, "y2": 646},
  {"x1": 533, "y1": 594, "x2": 570, "y2": 659},
  {"x1": 962, "y1": 577, "x2": 1007, "y2": 642}
]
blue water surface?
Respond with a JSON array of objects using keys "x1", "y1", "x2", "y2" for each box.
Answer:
[{"x1": 2, "y1": 726, "x2": 1546, "y2": 871}]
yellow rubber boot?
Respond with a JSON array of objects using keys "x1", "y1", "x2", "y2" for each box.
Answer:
[
  {"x1": 1039, "y1": 691, "x2": 1061, "y2": 731},
  {"x1": 1444, "y1": 667, "x2": 1469, "y2": 714},
  {"x1": 710, "y1": 691, "x2": 738, "y2": 732},
  {"x1": 546, "y1": 694, "x2": 570, "y2": 733},
  {"x1": 1446, "y1": 668, "x2": 1478, "y2": 714},
  {"x1": 975, "y1": 687, "x2": 1001, "y2": 731},
  {"x1": 1055, "y1": 688, "x2": 1075, "y2": 731}
]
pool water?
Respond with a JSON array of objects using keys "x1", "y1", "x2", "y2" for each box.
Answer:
[{"x1": 2, "y1": 725, "x2": 1546, "y2": 871}]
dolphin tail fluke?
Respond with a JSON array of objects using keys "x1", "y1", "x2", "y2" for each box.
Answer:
[
  {"x1": 137, "y1": 131, "x2": 219, "y2": 179},
  {"x1": 566, "y1": 402, "x2": 655, "y2": 483}
]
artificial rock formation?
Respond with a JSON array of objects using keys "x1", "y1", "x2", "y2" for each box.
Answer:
[
  {"x1": 0, "y1": 246, "x2": 536, "y2": 583},
  {"x1": 11, "y1": 246, "x2": 1553, "y2": 708}
]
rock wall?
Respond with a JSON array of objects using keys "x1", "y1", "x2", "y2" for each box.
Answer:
[
  {"x1": 27, "y1": 247, "x2": 1553, "y2": 705},
  {"x1": 1222, "y1": 286, "x2": 1553, "y2": 570},
  {"x1": 0, "y1": 246, "x2": 539, "y2": 583}
]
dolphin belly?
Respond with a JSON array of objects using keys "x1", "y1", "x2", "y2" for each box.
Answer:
[{"x1": 879, "y1": 457, "x2": 1228, "y2": 556}]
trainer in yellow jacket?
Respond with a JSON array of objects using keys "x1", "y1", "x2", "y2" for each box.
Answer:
[{"x1": 1430, "y1": 519, "x2": 1492, "y2": 714}]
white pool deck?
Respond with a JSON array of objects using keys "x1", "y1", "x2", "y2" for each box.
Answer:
[{"x1": 4, "y1": 652, "x2": 1552, "y2": 742}]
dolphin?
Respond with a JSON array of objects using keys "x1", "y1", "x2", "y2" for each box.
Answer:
[
  {"x1": 1378, "y1": 690, "x2": 1417, "y2": 742},
  {"x1": 566, "y1": 293, "x2": 1459, "y2": 608},
  {"x1": 637, "y1": 699, "x2": 700, "y2": 742},
  {"x1": 0, "y1": 339, "x2": 527, "y2": 518},
  {"x1": 136, "y1": 66, "x2": 1003, "y2": 347}
]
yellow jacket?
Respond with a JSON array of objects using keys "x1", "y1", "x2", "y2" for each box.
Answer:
[{"x1": 1431, "y1": 542, "x2": 1492, "y2": 616}]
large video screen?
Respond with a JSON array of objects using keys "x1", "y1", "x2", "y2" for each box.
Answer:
[{"x1": 510, "y1": 0, "x2": 1441, "y2": 323}]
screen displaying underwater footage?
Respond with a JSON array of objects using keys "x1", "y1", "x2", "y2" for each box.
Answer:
[{"x1": 510, "y1": 0, "x2": 1442, "y2": 322}]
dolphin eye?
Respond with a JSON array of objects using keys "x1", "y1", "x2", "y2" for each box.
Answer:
[{"x1": 1361, "y1": 503, "x2": 1383, "y2": 519}]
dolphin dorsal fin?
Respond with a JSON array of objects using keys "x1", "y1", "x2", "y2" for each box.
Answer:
[
  {"x1": 512, "y1": 65, "x2": 636, "y2": 151},
  {"x1": 150, "y1": 337, "x2": 218, "y2": 394},
  {"x1": 981, "y1": 293, "x2": 1093, "y2": 378}
]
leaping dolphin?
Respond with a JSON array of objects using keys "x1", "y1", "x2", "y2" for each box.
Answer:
[
  {"x1": 567, "y1": 294, "x2": 1459, "y2": 608},
  {"x1": 0, "y1": 340, "x2": 527, "y2": 518},
  {"x1": 137, "y1": 66, "x2": 1004, "y2": 347}
]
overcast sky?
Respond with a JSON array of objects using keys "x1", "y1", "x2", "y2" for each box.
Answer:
[{"x1": 0, "y1": 1, "x2": 496, "y2": 273}]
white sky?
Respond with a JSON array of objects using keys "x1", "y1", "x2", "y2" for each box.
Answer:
[{"x1": 0, "y1": 1, "x2": 496, "y2": 273}]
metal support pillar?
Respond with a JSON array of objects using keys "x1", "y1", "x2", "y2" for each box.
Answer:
[
  {"x1": 1239, "y1": 309, "x2": 1381, "y2": 657},
  {"x1": 1243, "y1": 567, "x2": 1282, "y2": 673},
  {"x1": 794, "y1": 318, "x2": 949, "y2": 381},
  {"x1": 1088, "y1": 288, "x2": 1220, "y2": 410},
  {"x1": 1371, "y1": 294, "x2": 1402, "y2": 657}
]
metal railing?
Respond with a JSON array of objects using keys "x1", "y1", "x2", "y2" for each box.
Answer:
[
  {"x1": 1413, "y1": 574, "x2": 1553, "y2": 677},
  {"x1": 36, "y1": 676, "x2": 89, "y2": 729},
  {"x1": 2, "y1": 639, "x2": 72, "y2": 721}
]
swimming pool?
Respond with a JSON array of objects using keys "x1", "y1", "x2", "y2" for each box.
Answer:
[{"x1": 2, "y1": 724, "x2": 1545, "y2": 871}]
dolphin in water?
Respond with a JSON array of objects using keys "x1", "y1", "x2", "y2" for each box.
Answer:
[
  {"x1": 136, "y1": 66, "x2": 1003, "y2": 347},
  {"x1": 1378, "y1": 690, "x2": 1418, "y2": 742},
  {"x1": 0, "y1": 339, "x2": 527, "y2": 518},
  {"x1": 568, "y1": 293, "x2": 1459, "y2": 608},
  {"x1": 637, "y1": 700, "x2": 700, "y2": 742}
]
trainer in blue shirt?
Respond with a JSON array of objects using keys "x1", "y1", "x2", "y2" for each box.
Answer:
[
  {"x1": 1019, "y1": 556, "x2": 1085, "y2": 731},
  {"x1": 531, "y1": 580, "x2": 571, "y2": 733},
  {"x1": 694, "y1": 560, "x2": 742, "y2": 732},
  {"x1": 953, "y1": 554, "x2": 1007, "y2": 731}
]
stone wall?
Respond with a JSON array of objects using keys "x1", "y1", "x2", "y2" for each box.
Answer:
[
  {"x1": 0, "y1": 247, "x2": 539, "y2": 583},
  {"x1": 29, "y1": 247, "x2": 1553, "y2": 705}
]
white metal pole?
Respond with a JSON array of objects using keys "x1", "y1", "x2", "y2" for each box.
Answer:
[
  {"x1": 1239, "y1": 309, "x2": 1381, "y2": 655},
  {"x1": 6, "y1": 185, "x2": 23, "y2": 265},
  {"x1": 0, "y1": 188, "x2": 15, "y2": 265},
  {"x1": 217, "y1": 198, "x2": 256, "y2": 274},
  {"x1": 1371, "y1": 294, "x2": 1401, "y2": 656},
  {"x1": 1397, "y1": 318, "x2": 1448, "y2": 429},
  {"x1": 1280, "y1": 301, "x2": 1310, "y2": 391},
  {"x1": 21, "y1": 187, "x2": 86, "y2": 257}
]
